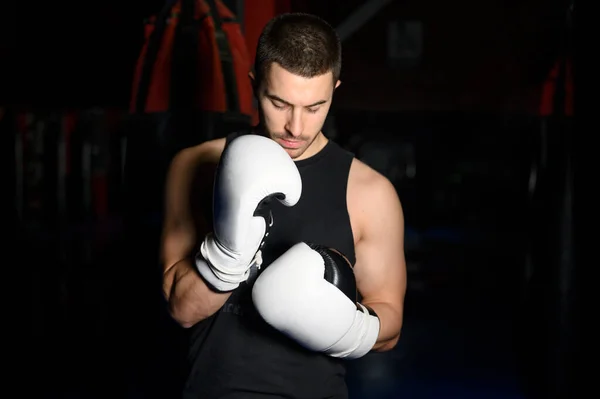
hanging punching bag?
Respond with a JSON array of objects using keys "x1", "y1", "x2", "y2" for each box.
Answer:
[
  {"x1": 519, "y1": 2, "x2": 575, "y2": 397},
  {"x1": 123, "y1": 0, "x2": 254, "y2": 230}
]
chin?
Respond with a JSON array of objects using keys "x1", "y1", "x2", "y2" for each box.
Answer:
[{"x1": 284, "y1": 147, "x2": 306, "y2": 160}]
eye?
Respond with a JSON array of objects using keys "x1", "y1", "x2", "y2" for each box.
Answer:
[
  {"x1": 306, "y1": 107, "x2": 320, "y2": 114},
  {"x1": 272, "y1": 101, "x2": 287, "y2": 110}
]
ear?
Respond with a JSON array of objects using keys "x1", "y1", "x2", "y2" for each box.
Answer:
[
  {"x1": 249, "y1": 71, "x2": 259, "y2": 97},
  {"x1": 335, "y1": 80, "x2": 342, "y2": 90}
]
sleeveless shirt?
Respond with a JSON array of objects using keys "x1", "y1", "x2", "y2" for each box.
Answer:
[{"x1": 183, "y1": 131, "x2": 356, "y2": 399}]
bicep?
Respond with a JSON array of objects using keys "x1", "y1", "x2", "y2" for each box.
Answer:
[
  {"x1": 161, "y1": 138, "x2": 224, "y2": 272},
  {"x1": 353, "y1": 181, "x2": 406, "y2": 308},
  {"x1": 161, "y1": 147, "x2": 210, "y2": 272}
]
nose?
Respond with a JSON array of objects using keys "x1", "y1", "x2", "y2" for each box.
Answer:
[{"x1": 284, "y1": 107, "x2": 303, "y2": 138}]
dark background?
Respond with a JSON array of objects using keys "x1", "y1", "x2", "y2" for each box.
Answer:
[{"x1": 4, "y1": 0, "x2": 576, "y2": 398}]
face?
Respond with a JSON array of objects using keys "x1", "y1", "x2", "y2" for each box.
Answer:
[{"x1": 252, "y1": 63, "x2": 340, "y2": 160}]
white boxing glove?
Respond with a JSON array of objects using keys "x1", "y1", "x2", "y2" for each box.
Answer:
[
  {"x1": 196, "y1": 135, "x2": 302, "y2": 292},
  {"x1": 252, "y1": 242, "x2": 381, "y2": 359}
]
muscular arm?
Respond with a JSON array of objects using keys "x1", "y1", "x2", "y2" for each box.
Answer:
[
  {"x1": 352, "y1": 171, "x2": 407, "y2": 352},
  {"x1": 161, "y1": 139, "x2": 229, "y2": 328}
]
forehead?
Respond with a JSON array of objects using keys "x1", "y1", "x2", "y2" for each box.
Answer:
[{"x1": 263, "y1": 63, "x2": 334, "y2": 105}]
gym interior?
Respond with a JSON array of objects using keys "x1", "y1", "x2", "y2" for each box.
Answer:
[{"x1": 5, "y1": 0, "x2": 576, "y2": 398}]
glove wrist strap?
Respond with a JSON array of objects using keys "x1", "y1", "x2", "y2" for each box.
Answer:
[
  {"x1": 195, "y1": 234, "x2": 257, "y2": 292},
  {"x1": 324, "y1": 303, "x2": 381, "y2": 359}
]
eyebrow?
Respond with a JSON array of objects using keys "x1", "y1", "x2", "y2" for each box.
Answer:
[{"x1": 266, "y1": 93, "x2": 328, "y2": 108}]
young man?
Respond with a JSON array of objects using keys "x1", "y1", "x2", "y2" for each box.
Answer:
[{"x1": 161, "y1": 12, "x2": 406, "y2": 399}]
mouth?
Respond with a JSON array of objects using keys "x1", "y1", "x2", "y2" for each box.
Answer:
[{"x1": 278, "y1": 139, "x2": 304, "y2": 149}]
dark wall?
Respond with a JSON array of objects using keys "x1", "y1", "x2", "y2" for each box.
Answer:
[
  {"x1": 300, "y1": 0, "x2": 569, "y2": 112},
  {"x1": 3, "y1": 1, "x2": 163, "y2": 107},
  {"x1": 2, "y1": 0, "x2": 569, "y2": 112}
]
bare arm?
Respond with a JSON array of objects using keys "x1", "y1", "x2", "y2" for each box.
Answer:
[
  {"x1": 161, "y1": 139, "x2": 229, "y2": 328},
  {"x1": 351, "y1": 168, "x2": 407, "y2": 352}
]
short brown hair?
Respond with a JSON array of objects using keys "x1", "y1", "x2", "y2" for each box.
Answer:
[{"x1": 254, "y1": 13, "x2": 342, "y2": 85}]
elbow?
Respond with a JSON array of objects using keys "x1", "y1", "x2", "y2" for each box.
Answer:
[
  {"x1": 165, "y1": 284, "x2": 210, "y2": 328},
  {"x1": 177, "y1": 319, "x2": 196, "y2": 329},
  {"x1": 162, "y1": 268, "x2": 191, "y2": 328},
  {"x1": 167, "y1": 301, "x2": 200, "y2": 329},
  {"x1": 374, "y1": 334, "x2": 400, "y2": 352},
  {"x1": 383, "y1": 334, "x2": 401, "y2": 351},
  {"x1": 162, "y1": 285, "x2": 198, "y2": 329}
]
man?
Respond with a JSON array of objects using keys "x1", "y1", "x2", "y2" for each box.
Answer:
[{"x1": 161, "y1": 12, "x2": 406, "y2": 399}]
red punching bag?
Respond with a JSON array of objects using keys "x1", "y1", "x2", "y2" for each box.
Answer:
[{"x1": 129, "y1": 0, "x2": 254, "y2": 123}]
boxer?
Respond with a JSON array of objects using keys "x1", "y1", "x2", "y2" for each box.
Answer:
[{"x1": 161, "y1": 12, "x2": 406, "y2": 399}]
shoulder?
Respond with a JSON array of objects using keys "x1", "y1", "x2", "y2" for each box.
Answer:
[
  {"x1": 348, "y1": 158, "x2": 397, "y2": 200},
  {"x1": 347, "y1": 158, "x2": 403, "y2": 240},
  {"x1": 165, "y1": 138, "x2": 226, "y2": 197},
  {"x1": 167, "y1": 137, "x2": 226, "y2": 182},
  {"x1": 164, "y1": 138, "x2": 227, "y2": 226},
  {"x1": 171, "y1": 137, "x2": 226, "y2": 168}
]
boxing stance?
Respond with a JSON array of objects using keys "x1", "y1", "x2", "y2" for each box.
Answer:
[
  {"x1": 194, "y1": 134, "x2": 380, "y2": 360},
  {"x1": 161, "y1": 12, "x2": 406, "y2": 399}
]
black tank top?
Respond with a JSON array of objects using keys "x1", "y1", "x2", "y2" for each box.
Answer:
[{"x1": 183, "y1": 131, "x2": 356, "y2": 399}]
